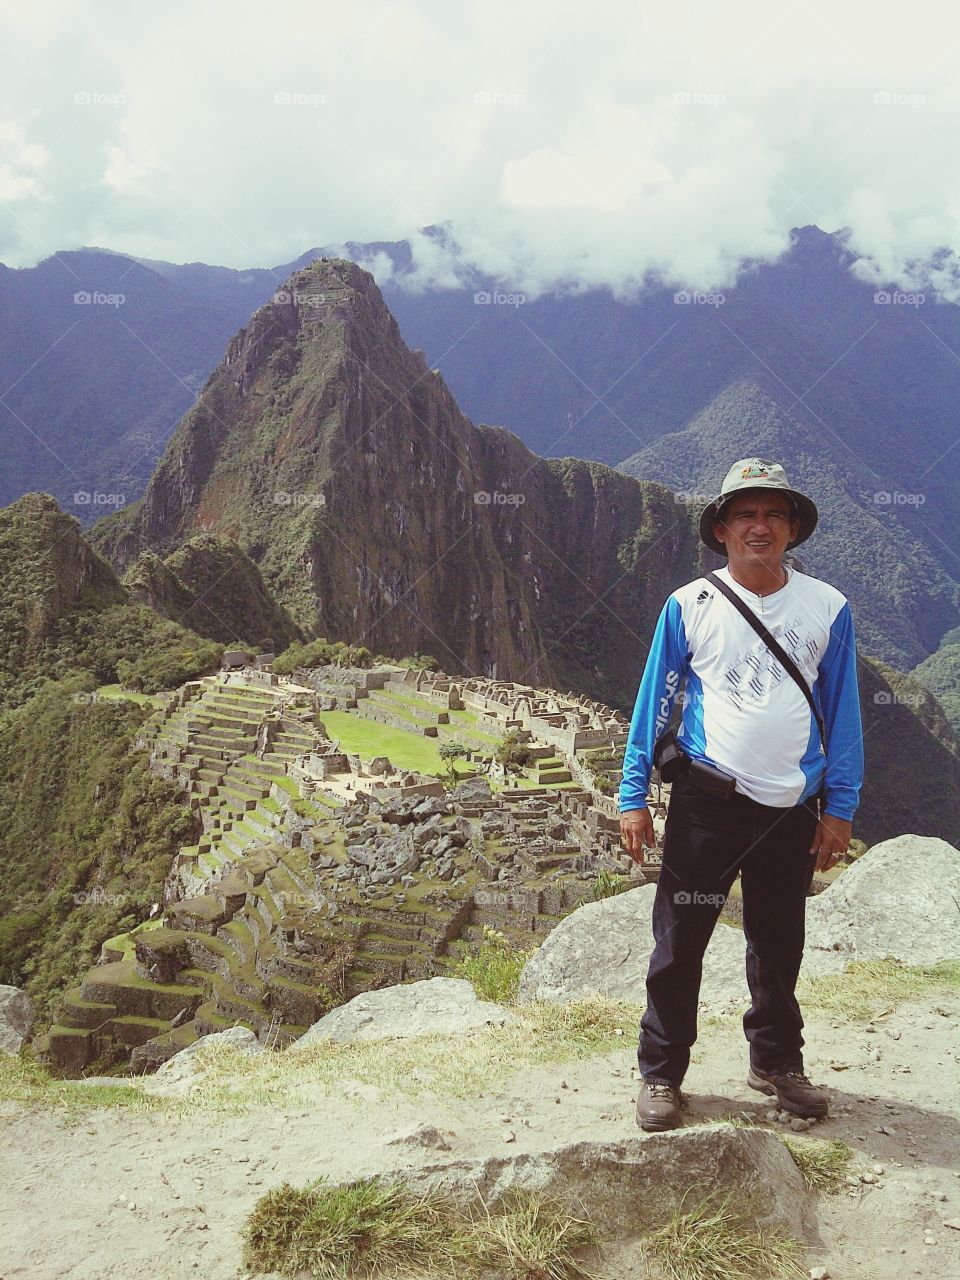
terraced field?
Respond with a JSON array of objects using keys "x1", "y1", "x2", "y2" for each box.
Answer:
[{"x1": 39, "y1": 666, "x2": 623, "y2": 1075}]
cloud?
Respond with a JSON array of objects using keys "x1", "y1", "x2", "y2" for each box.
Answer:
[
  {"x1": 0, "y1": 121, "x2": 48, "y2": 202},
  {"x1": 2, "y1": 0, "x2": 960, "y2": 298}
]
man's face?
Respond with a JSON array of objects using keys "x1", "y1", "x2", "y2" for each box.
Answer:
[{"x1": 713, "y1": 490, "x2": 800, "y2": 570}]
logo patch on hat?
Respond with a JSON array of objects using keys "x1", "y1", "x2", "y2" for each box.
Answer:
[{"x1": 741, "y1": 462, "x2": 770, "y2": 479}]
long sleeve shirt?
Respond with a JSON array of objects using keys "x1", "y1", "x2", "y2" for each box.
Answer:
[{"x1": 618, "y1": 565, "x2": 864, "y2": 820}]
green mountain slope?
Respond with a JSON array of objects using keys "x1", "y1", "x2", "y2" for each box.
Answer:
[
  {"x1": 617, "y1": 377, "x2": 959, "y2": 670},
  {"x1": 124, "y1": 535, "x2": 303, "y2": 650},
  {"x1": 0, "y1": 679, "x2": 196, "y2": 1031},
  {"x1": 0, "y1": 493, "x2": 225, "y2": 707},
  {"x1": 912, "y1": 627, "x2": 960, "y2": 738}
]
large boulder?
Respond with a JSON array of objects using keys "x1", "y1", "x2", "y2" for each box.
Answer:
[
  {"x1": 517, "y1": 884, "x2": 748, "y2": 1006},
  {"x1": 366, "y1": 1124, "x2": 813, "y2": 1242},
  {"x1": 289, "y1": 977, "x2": 519, "y2": 1049},
  {"x1": 450, "y1": 777, "x2": 492, "y2": 805},
  {"x1": 803, "y1": 834, "x2": 960, "y2": 975},
  {"x1": 0, "y1": 985, "x2": 34, "y2": 1054},
  {"x1": 148, "y1": 1026, "x2": 264, "y2": 1084},
  {"x1": 519, "y1": 835, "x2": 960, "y2": 1007}
]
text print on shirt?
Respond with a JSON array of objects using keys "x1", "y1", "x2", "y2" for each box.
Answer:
[
  {"x1": 656, "y1": 669, "x2": 681, "y2": 735},
  {"x1": 722, "y1": 617, "x2": 822, "y2": 711}
]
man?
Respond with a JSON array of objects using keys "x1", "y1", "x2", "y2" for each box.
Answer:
[{"x1": 619, "y1": 458, "x2": 864, "y2": 1132}]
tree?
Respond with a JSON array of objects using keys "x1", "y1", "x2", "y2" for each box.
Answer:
[
  {"x1": 437, "y1": 739, "x2": 471, "y2": 783},
  {"x1": 494, "y1": 730, "x2": 533, "y2": 775}
]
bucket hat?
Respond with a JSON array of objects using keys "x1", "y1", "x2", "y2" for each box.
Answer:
[{"x1": 698, "y1": 457, "x2": 818, "y2": 556}]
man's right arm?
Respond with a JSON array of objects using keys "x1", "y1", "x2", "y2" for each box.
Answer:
[{"x1": 619, "y1": 594, "x2": 690, "y2": 813}]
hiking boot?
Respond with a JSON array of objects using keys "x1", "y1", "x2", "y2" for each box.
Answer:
[
  {"x1": 747, "y1": 1064, "x2": 829, "y2": 1117},
  {"x1": 636, "y1": 1079, "x2": 682, "y2": 1131}
]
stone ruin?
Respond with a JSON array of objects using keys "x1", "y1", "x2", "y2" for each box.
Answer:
[{"x1": 39, "y1": 663, "x2": 634, "y2": 1075}]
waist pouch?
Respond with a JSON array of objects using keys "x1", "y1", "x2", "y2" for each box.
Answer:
[{"x1": 653, "y1": 729, "x2": 737, "y2": 799}]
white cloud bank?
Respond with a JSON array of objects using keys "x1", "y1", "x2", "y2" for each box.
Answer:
[{"x1": 2, "y1": 0, "x2": 960, "y2": 297}]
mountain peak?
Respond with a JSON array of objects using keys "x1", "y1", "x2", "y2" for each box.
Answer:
[{"x1": 88, "y1": 267, "x2": 700, "y2": 699}]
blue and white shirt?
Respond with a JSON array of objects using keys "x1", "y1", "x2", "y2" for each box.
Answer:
[{"x1": 618, "y1": 565, "x2": 864, "y2": 819}]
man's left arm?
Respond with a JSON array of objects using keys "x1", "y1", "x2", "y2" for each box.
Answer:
[{"x1": 811, "y1": 600, "x2": 865, "y2": 867}]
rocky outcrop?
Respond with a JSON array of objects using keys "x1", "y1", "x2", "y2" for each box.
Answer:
[
  {"x1": 516, "y1": 883, "x2": 746, "y2": 1006},
  {"x1": 0, "y1": 985, "x2": 34, "y2": 1054},
  {"x1": 289, "y1": 977, "x2": 520, "y2": 1048},
  {"x1": 803, "y1": 834, "x2": 960, "y2": 976},
  {"x1": 369, "y1": 1124, "x2": 813, "y2": 1243}
]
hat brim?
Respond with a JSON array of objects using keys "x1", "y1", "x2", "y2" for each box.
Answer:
[{"x1": 698, "y1": 488, "x2": 818, "y2": 557}]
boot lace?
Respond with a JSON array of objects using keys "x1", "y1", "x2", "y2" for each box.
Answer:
[{"x1": 647, "y1": 1081, "x2": 677, "y2": 1098}]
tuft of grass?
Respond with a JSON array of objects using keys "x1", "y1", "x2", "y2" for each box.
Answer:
[
  {"x1": 453, "y1": 925, "x2": 535, "y2": 1004},
  {"x1": 640, "y1": 1192, "x2": 807, "y2": 1280},
  {"x1": 781, "y1": 1135, "x2": 853, "y2": 1193},
  {"x1": 797, "y1": 957, "x2": 960, "y2": 1021},
  {"x1": 1, "y1": 998, "x2": 643, "y2": 1116},
  {"x1": 0, "y1": 1053, "x2": 177, "y2": 1114},
  {"x1": 474, "y1": 1190, "x2": 597, "y2": 1279},
  {"x1": 592, "y1": 869, "x2": 631, "y2": 901},
  {"x1": 242, "y1": 1175, "x2": 596, "y2": 1279}
]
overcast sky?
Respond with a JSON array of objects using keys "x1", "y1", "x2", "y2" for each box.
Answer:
[{"x1": 2, "y1": 0, "x2": 959, "y2": 297}]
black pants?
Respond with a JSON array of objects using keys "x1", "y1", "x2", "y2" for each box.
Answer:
[{"x1": 638, "y1": 769, "x2": 820, "y2": 1085}]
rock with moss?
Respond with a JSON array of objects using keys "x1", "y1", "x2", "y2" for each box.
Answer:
[{"x1": 373, "y1": 1124, "x2": 814, "y2": 1243}]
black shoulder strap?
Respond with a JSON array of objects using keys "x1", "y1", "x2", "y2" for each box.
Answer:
[{"x1": 705, "y1": 570, "x2": 826, "y2": 752}]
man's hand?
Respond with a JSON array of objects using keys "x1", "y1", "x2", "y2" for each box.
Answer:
[
  {"x1": 810, "y1": 813, "x2": 852, "y2": 873},
  {"x1": 620, "y1": 807, "x2": 656, "y2": 865}
]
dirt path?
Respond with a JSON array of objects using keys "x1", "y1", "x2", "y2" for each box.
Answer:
[{"x1": 3, "y1": 995, "x2": 959, "y2": 1279}]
